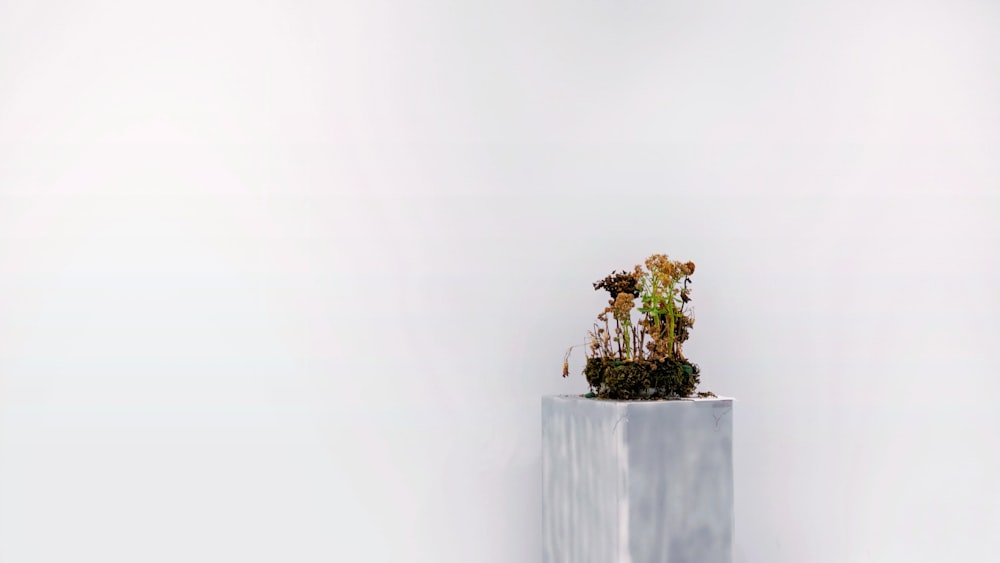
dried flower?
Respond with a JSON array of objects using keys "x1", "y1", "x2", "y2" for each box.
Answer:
[
  {"x1": 611, "y1": 292, "x2": 634, "y2": 318},
  {"x1": 644, "y1": 254, "x2": 673, "y2": 277},
  {"x1": 593, "y1": 270, "x2": 641, "y2": 298}
]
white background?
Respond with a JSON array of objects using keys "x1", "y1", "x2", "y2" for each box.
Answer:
[{"x1": 1, "y1": 1, "x2": 998, "y2": 561}]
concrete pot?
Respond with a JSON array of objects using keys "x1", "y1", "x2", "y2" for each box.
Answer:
[{"x1": 542, "y1": 394, "x2": 734, "y2": 563}]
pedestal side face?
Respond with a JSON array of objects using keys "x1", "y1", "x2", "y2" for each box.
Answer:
[
  {"x1": 542, "y1": 396, "x2": 627, "y2": 563},
  {"x1": 625, "y1": 399, "x2": 734, "y2": 563}
]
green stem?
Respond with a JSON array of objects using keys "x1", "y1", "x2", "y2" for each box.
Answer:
[
  {"x1": 615, "y1": 317, "x2": 623, "y2": 360},
  {"x1": 664, "y1": 278, "x2": 676, "y2": 357},
  {"x1": 621, "y1": 319, "x2": 632, "y2": 360}
]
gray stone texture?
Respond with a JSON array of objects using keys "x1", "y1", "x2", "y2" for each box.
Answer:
[{"x1": 542, "y1": 395, "x2": 733, "y2": 563}]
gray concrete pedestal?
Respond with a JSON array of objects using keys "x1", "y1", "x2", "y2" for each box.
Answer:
[{"x1": 542, "y1": 394, "x2": 734, "y2": 563}]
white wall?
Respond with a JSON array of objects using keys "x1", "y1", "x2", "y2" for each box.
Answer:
[{"x1": 1, "y1": 1, "x2": 998, "y2": 561}]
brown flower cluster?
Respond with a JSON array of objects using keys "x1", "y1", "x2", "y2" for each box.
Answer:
[
  {"x1": 611, "y1": 292, "x2": 634, "y2": 318},
  {"x1": 645, "y1": 254, "x2": 695, "y2": 280},
  {"x1": 593, "y1": 269, "x2": 641, "y2": 298}
]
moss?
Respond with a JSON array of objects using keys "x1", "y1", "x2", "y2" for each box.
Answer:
[{"x1": 584, "y1": 357, "x2": 700, "y2": 400}]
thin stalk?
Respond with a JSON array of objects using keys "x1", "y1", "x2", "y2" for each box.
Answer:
[
  {"x1": 622, "y1": 319, "x2": 632, "y2": 360},
  {"x1": 614, "y1": 316, "x2": 622, "y2": 360},
  {"x1": 665, "y1": 283, "x2": 676, "y2": 358}
]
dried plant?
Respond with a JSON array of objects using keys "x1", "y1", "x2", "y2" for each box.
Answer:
[{"x1": 565, "y1": 253, "x2": 702, "y2": 400}]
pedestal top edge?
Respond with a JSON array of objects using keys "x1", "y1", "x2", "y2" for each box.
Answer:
[{"x1": 543, "y1": 394, "x2": 735, "y2": 403}]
